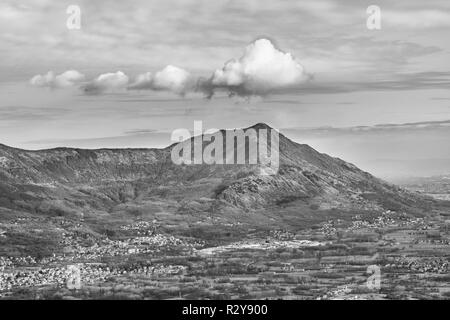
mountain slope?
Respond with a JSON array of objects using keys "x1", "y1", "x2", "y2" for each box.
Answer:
[{"x1": 0, "y1": 124, "x2": 438, "y2": 219}]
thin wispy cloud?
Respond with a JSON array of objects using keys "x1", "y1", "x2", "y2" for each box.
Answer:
[
  {"x1": 383, "y1": 9, "x2": 450, "y2": 29},
  {"x1": 0, "y1": 106, "x2": 69, "y2": 121},
  {"x1": 283, "y1": 119, "x2": 450, "y2": 136}
]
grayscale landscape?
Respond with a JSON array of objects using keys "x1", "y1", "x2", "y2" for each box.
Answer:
[
  {"x1": 0, "y1": 124, "x2": 449, "y2": 299},
  {"x1": 1, "y1": 0, "x2": 449, "y2": 300}
]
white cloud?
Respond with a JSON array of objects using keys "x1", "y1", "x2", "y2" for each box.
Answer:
[
  {"x1": 208, "y1": 38, "x2": 309, "y2": 96},
  {"x1": 83, "y1": 71, "x2": 129, "y2": 94},
  {"x1": 29, "y1": 40, "x2": 310, "y2": 98},
  {"x1": 128, "y1": 65, "x2": 193, "y2": 95},
  {"x1": 152, "y1": 65, "x2": 193, "y2": 95},
  {"x1": 30, "y1": 70, "x2": 85, "y2": 88}
]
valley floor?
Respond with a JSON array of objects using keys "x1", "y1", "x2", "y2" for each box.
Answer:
[{"x1": 0, "y1": 208, "x2": 449, "y2": 300}]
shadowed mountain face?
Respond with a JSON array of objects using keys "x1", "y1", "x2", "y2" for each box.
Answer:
[{"x1": 0, "y1": 124, "x2": 438, "y2": 221}]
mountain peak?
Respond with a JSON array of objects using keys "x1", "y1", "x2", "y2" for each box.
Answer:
[{"x1": 247, "y1": 123, "x2": 274, "y2": 130}]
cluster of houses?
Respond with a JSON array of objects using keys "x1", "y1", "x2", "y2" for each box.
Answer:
[
  {"x1": 269, "y1": 230, "x2": 295, "y2": 240},
  {"x1": 320, "y1": 211, "x2": 419, "y2": 236},
  {"x1": 318, "y1": 285, "x2": 352, "y2": 300},
  {"x1": 0, "y1": 223, "x2": 199, "y2": 295},
  {"x1": 0, "y1": 262, "x2": 188, "y2": 294},
  {"x1": 0, "y1": 256, "x2": 37, "y2": 271},
  {"x1": 348, "y1": 211, "x2": 431, "y2": 231},
  {"x1": 119, "y1": 221, "x2": 157, "y2": 236},
  {"x1": 388, "y1": 257, "x2": 449, "y2": 274},
  {"x1": 57, "y1": 232, "x2": 200, "y2": 261},
  {"x1": 319, "y1": 220, "x2": 338, "y2": 237}
]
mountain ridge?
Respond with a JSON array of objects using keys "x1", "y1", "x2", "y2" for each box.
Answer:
[{"x1": 0, "y1": 123, "x2": 440, "y2": 218}]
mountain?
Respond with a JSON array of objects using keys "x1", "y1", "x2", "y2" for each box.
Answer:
[{"x1": 0, "y1": 123, "x2": 440, "y2": 228}]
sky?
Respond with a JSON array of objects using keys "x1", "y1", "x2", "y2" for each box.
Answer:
[{"x1": 0, "y1": 0, "x2": 450, "y2": 180}]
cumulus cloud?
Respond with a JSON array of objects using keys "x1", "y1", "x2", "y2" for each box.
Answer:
[
  {"x1": 128, "y1": 65, "x2": 193, "y2": 95},
  {"x1": 153, "y1": 65, "x2": 193, "y2": 94},
  {"x1": 83, "y1": 71, "x2": 129, "y2": 94},
  {"x1": 203, "y1": 38, "x2": 309, "y2": 97},
  {"x1": 29, "y1": 40, "x2": 309, "y2": 98},
  {"x1": 30, "y1": 70, "x2": 85, "y2": 88},
  {"x1": 128, "y1": 72, "x2": 153, "y2": 90}
]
